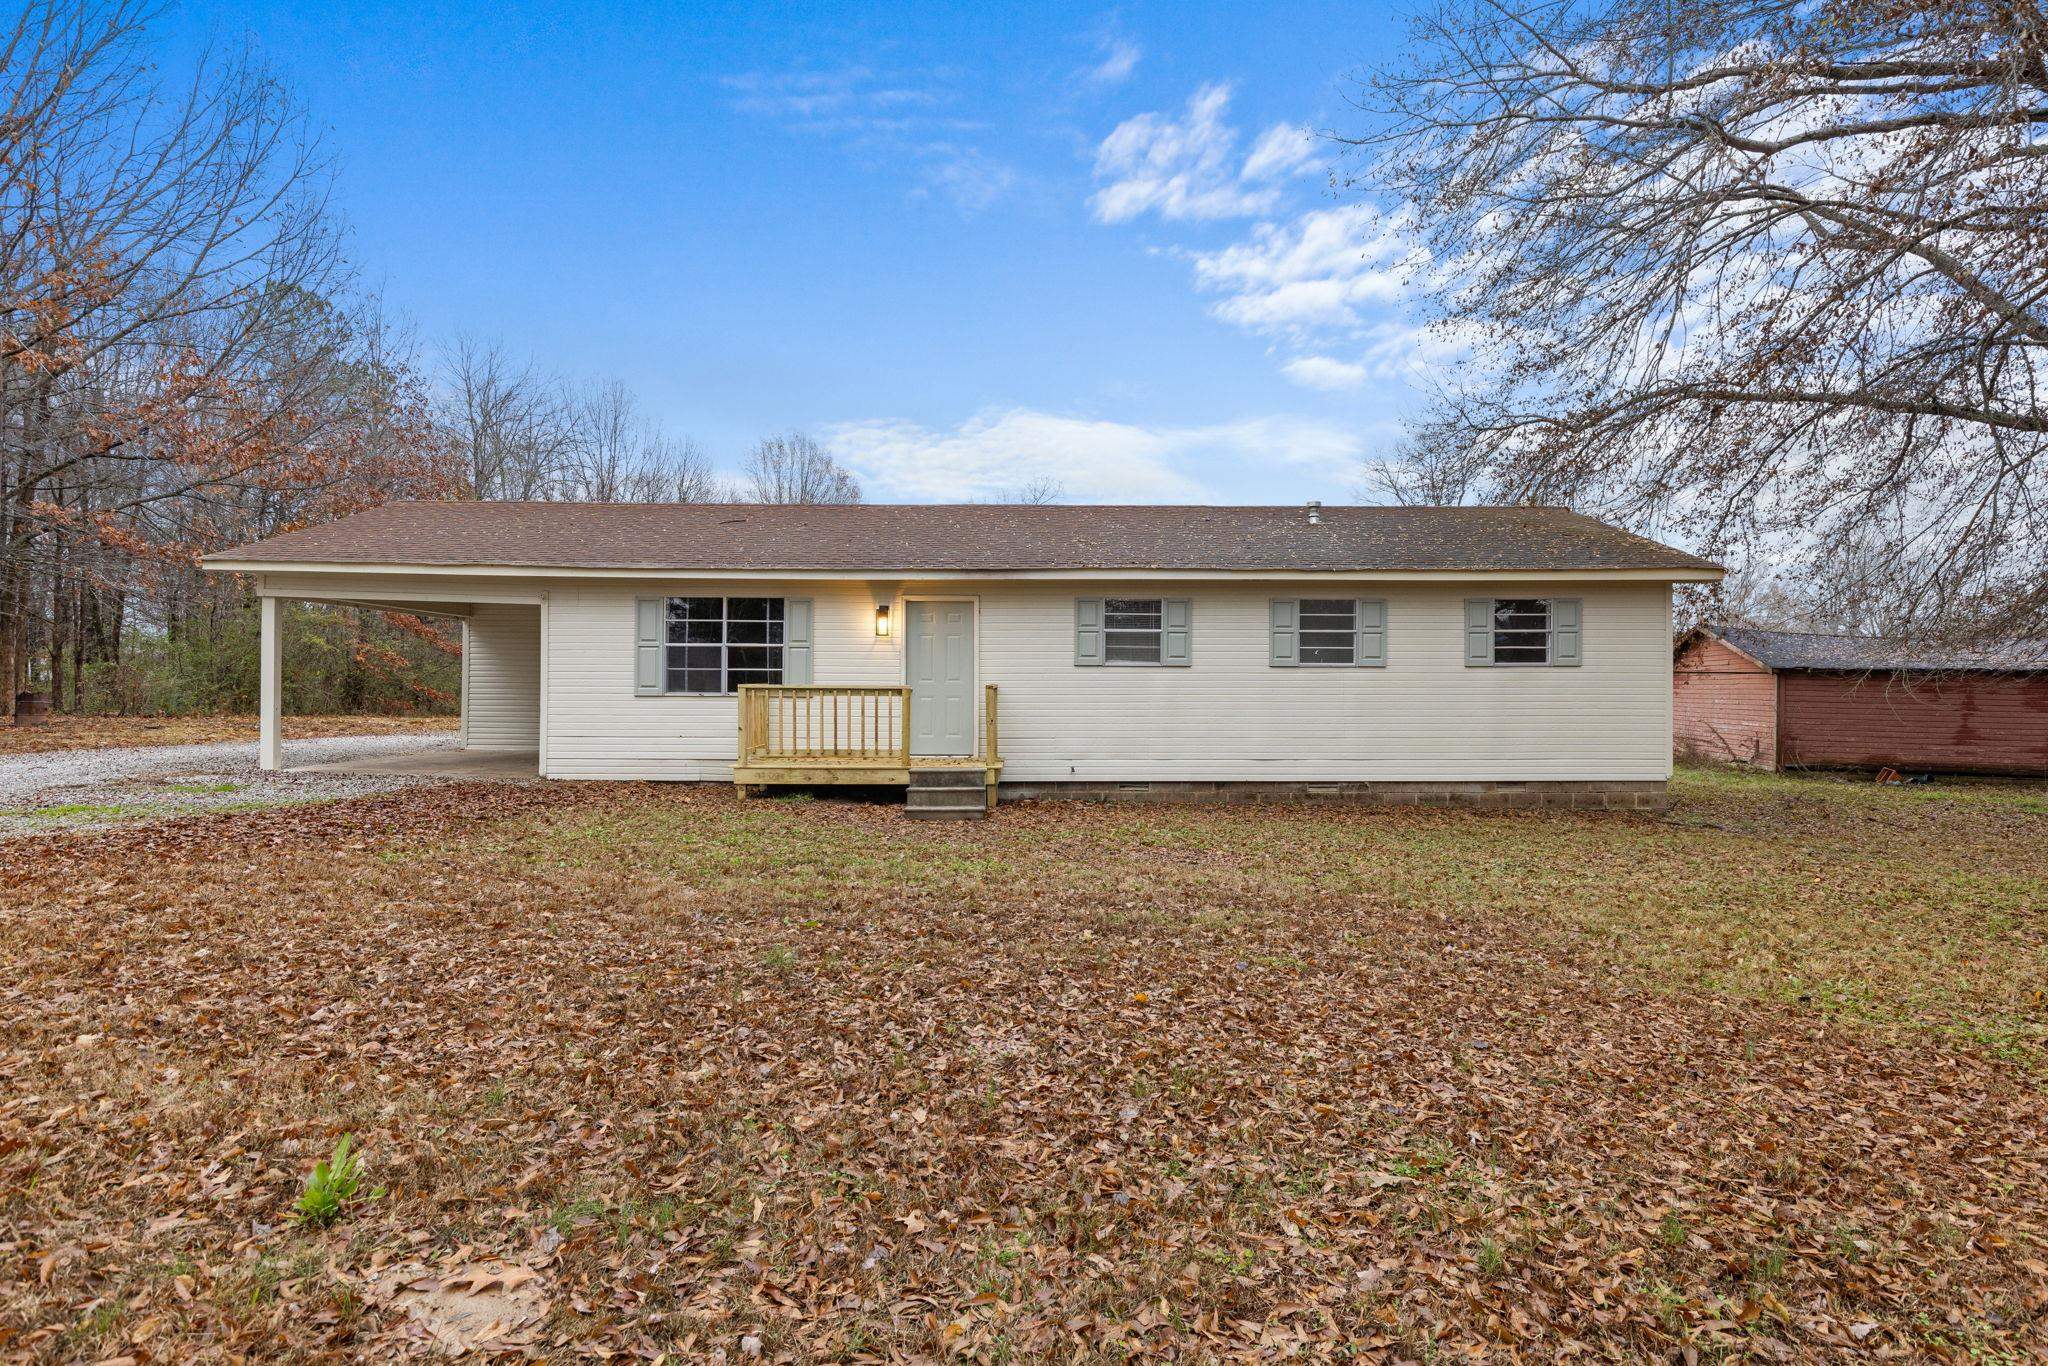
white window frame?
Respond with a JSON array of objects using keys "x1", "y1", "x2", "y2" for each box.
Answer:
[
  {"x1": 663, "y1": 595, "x2": 786, "y2": 694},
  {"x1": 1102, "y1": 597, "x2": 1166, "y2": 666},
  {"x1": 1489, "y1": 598, "x2": 1552, "y2": 666}
]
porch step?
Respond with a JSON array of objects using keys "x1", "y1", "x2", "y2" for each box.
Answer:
[
  {"x1": 908, "y1": 768, "x2": 984, "y2": 790},
  {"x1": 902, "y1": 803, "x2": 986, "y2": 820},
  {"x1": 904, "y1": 771, "x2": 991, "y2": 819}
]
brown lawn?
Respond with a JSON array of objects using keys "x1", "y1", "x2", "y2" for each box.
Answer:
[
  {"x1": 0, "y1": 769, "x2": 2043, "y2": 1360},
  {"x1": 0, "y1": 713, "x2": 457, "y2": 755}
]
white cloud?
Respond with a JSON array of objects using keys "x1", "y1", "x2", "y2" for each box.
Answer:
[
  {"x1": 1090, "y1": 83, "x2": 1287, "y2": 224},
  {"x1": 1190, "y1": 203, "x2": 1426, "y2": 336},
  {"x1": 1281, "y1": 355, "x2": 1370, "y2": 392},
  {"x1": 1085, "y1": 86, "x2": 1434, "y2": 391},
  {"x1": 725, "y1": 63, "x2": 1015, "y2": 213},
  {"x1": 1084, "y1": 38, "x2": 1142, "y2": 87},
  {"x1": 824, "y1": 408, "x2": 1367, "y2": 502},
  {"x1": 1241, "y1": 122, "x2": 1319, "y2": 182},
  {"x1": 914, "y1": 144, "x2": 1017, "y2": 213}
]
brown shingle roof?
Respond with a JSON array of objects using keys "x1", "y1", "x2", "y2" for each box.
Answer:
[
  {"x1": 1710, "y1": 627, "x2": 2048, "y2": 674},
  {"x1": 205, "y1": 501, "x2": 1721, "y2": 575}
]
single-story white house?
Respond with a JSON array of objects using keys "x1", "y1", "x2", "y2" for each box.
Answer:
[{"x1": 204, "y1": 501, "x2": 1722, "y2": 816}]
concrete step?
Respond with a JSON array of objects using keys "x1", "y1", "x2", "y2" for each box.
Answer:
[
  {"x1": 908, "y1": 768, "x2": 985, "y2": 790},
  {"x1": 906, "y1": 785, "x2": 988, "y2": 810},
  {"x1": 902, "y1": 803, "x2": 986, "y2": 820}
]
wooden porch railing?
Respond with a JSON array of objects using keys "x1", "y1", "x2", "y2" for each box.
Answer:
[
  {"x1": 738, "y1": 684, "x2": 911, "y2": 764},
  {"x1": 736, "y1": 683, "x2": 1003, "y2": 769},
  {"x1": 983, "y1": 683, "x2": 999, "y2": 766}
]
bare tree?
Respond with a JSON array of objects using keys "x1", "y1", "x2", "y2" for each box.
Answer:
[
  {"x1": 564, "y1": 380, "x2": 725, "y2": 502},
  {"x1": 742, "y1": 433, "x2": 862, "y2": 505},
  {"x1": 1345, "y1": 0, "x2": 2048, "y2": 642},
  {"x1": 437, "y1": 336, "x2": 579, "y2": 500},
  {"x1": 990, "y1": 476, "x2": 1066, "y2": 505},
  {"x1": 1359, "y1": 436, "x2": 1489, "y2": 506},
  {"x1": 621, "y1": 435, "x2": 725, "y2": 503}
]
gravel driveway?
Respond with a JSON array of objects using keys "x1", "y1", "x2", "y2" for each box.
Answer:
[{"x1": 0, "y1": 733, "x2": 464, "y2": 835}]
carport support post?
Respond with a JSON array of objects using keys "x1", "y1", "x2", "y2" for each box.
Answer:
[{"x1": 259, "y1": 595, "x2": 283, "y2": 771}]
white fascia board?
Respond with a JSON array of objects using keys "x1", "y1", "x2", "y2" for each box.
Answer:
[{"x1": 216, "y1": 560, "x2": 1723, "y2": 584}]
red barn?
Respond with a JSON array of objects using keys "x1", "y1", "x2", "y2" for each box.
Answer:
[{"x1": 1673, "y1": 627, "x2": 2048, "y2": 776}]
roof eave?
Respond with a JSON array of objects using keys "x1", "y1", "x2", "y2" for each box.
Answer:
[{"x1": 203, "y1": 558, "x2": 1724, "y2": 582}]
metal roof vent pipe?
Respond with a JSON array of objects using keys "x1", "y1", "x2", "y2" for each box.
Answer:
[{"x1": 1305, "y1": 500, "x2": 1322, "y2": 525}]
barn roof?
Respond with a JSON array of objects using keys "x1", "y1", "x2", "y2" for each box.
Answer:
[
  {"x1": 204, "y1": 502, "x2": 1720, "y2": 576},
  {"x1": 1708, "y1": 626, "x2": 2048, "y2": 674}
]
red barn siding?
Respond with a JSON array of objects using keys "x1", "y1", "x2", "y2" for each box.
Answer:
[
  {"x1": 1779, "y1": 672, "x2": 2048, "y2": 776},
  {"x1": 1674, "y1": 637, "x2": 1778, "y2": 767}
]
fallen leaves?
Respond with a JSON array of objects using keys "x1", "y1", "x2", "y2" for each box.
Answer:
[
  {"x1": 0, "y1": 773, "x2": 2043, "y2": 1359},
  {"x1": 361, "y1": 1257, "x2": 551, "y2": 1356}
]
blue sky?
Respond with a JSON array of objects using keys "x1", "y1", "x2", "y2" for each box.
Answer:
[{"x1": 163, "y1": 2, "x2": 1423, "y2": 503}]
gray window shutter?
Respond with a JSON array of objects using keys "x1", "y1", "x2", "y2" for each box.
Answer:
[
  {"x1": 1162, "y1": 598, "x2": 1192, "y2": 666},
  {"x1": 1358, "y1": 598, "x2": 1386, "y2": 667},
  {"x1": 1075, "y1": 598, "x2": 1105, "y2": 666},
  {"x1": 635, "y1": 597, "x2": 665, "y2": 695},
  {"x1": 1464, "y1": 599, "x2": 1493, "y2": 667},
  {"x1": 1269, "y1": 599, "x2": 1298, "y2": 667},
  {"x1": 784, "y1": 597, "x2": 814, "y2": 683},
  {"x1": 1550, "y1": 597, "x2": 1581, "y2": 666}
]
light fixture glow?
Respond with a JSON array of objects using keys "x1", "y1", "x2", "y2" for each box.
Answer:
[{"x1": 875, "y1": 604, "x2": 892, "y2": 637}]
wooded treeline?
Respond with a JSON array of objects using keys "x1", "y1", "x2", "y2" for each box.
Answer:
[{"x1": 0, "y1": 0, "x2": 863, "y2": 719}]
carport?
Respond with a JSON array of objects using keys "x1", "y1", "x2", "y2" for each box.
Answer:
[{"x1": 255, "y1": 591, "x2": 543, "y2": 775}]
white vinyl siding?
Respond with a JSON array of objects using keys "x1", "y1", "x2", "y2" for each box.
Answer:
[
  {"x1": 548, "y1": 581, "x2": 902, "y2": 781},
  {"x1": 462, "y1": 604, "x2": 542, "y2": 751},
  {"x1": 260, "y1": 571, "x2": 1673, "y2": 783},
  {"x1": 975, "y1": 583, "x2": 1667, "y2": 782}
]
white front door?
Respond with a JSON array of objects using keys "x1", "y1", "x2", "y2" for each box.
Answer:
[{"x1": 906, "y1": 600, "x2": 975, "y2": 756}]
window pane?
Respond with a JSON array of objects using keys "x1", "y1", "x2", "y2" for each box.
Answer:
[
  {"x1": 1105, "y1": 598, "x2": 1162, "y2": 631},
  {"x1": 727, "y1": 645, "x2": 782, "y2": 673},
  {"x1": 1493, "y1": 644, "x2": 1548, "y2": 664},
  {"x1": 668, "y1": 664, "x2": 724, "y2": 693},
  {"x1": 727, "y1": 617, "x2": 783, "y2": 644},
  {"x1": 728, "y1": 597, "x2": 781, "y2": 621},
  {"x1": 668, "y1": 646, "x2": 722, "y2": 690},
  {"x1": 1300, "y1": 629, "x2": 1356, "y2": 665},
  {"x1": 677, "y1": 618, "x2": 721, "y2": 643},
  {"x1": 667, "y1": 600, "x2": 716, "y2": 643},
  {"x1": 727, "y1": 669, "x2": 781, "y2": 688},
  {"x1": 1105, "y1": 631, "x2": 1162, "y2": 663},
  {"x1": 1494, "y1": 599, "x2": 1548, "y2": 628},
  {"x1": 1299, "y1": 599, "x2": 1355, "y2": 621},
  {"x1": 671, "y1": 597, "x2": 722, "y2": 620}
]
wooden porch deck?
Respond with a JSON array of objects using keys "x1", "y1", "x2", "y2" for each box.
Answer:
[{"x1": 732, "y1": 684, "x2": 1002, "y2": 809}]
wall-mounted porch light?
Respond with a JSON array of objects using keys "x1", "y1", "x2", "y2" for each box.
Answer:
[{"x1": 875, "y1": 603, "x2": 892, "y2": 637}]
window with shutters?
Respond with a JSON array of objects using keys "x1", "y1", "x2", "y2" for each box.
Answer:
[
  {"x1": 665, "y1": 597, "x2": 784, "y2": 693},
  {"x1": 1490, "y1": 598, "x2": 1551, "y2": 664},
  {"x1": 1104, "y1": 598, "x2": 1164, "y2": 664},
  {"x1": 1298, "y1": 599, "x2": 1358, "y2": 665}
]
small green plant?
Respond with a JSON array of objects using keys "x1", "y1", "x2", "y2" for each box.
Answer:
[
  {"x1": 758, "y1": 945, "x2": 798, "y2": 971},
  {"x1": 1475, "y1": 1237, "x2": 1506, "y2": 1278},
  {"x1": 291, "y1": 1135, "x2": 383, "y2": 1227},
  {"x1": 1658, "y1": 1212, "x2": 1689, "y2": 1249}
]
